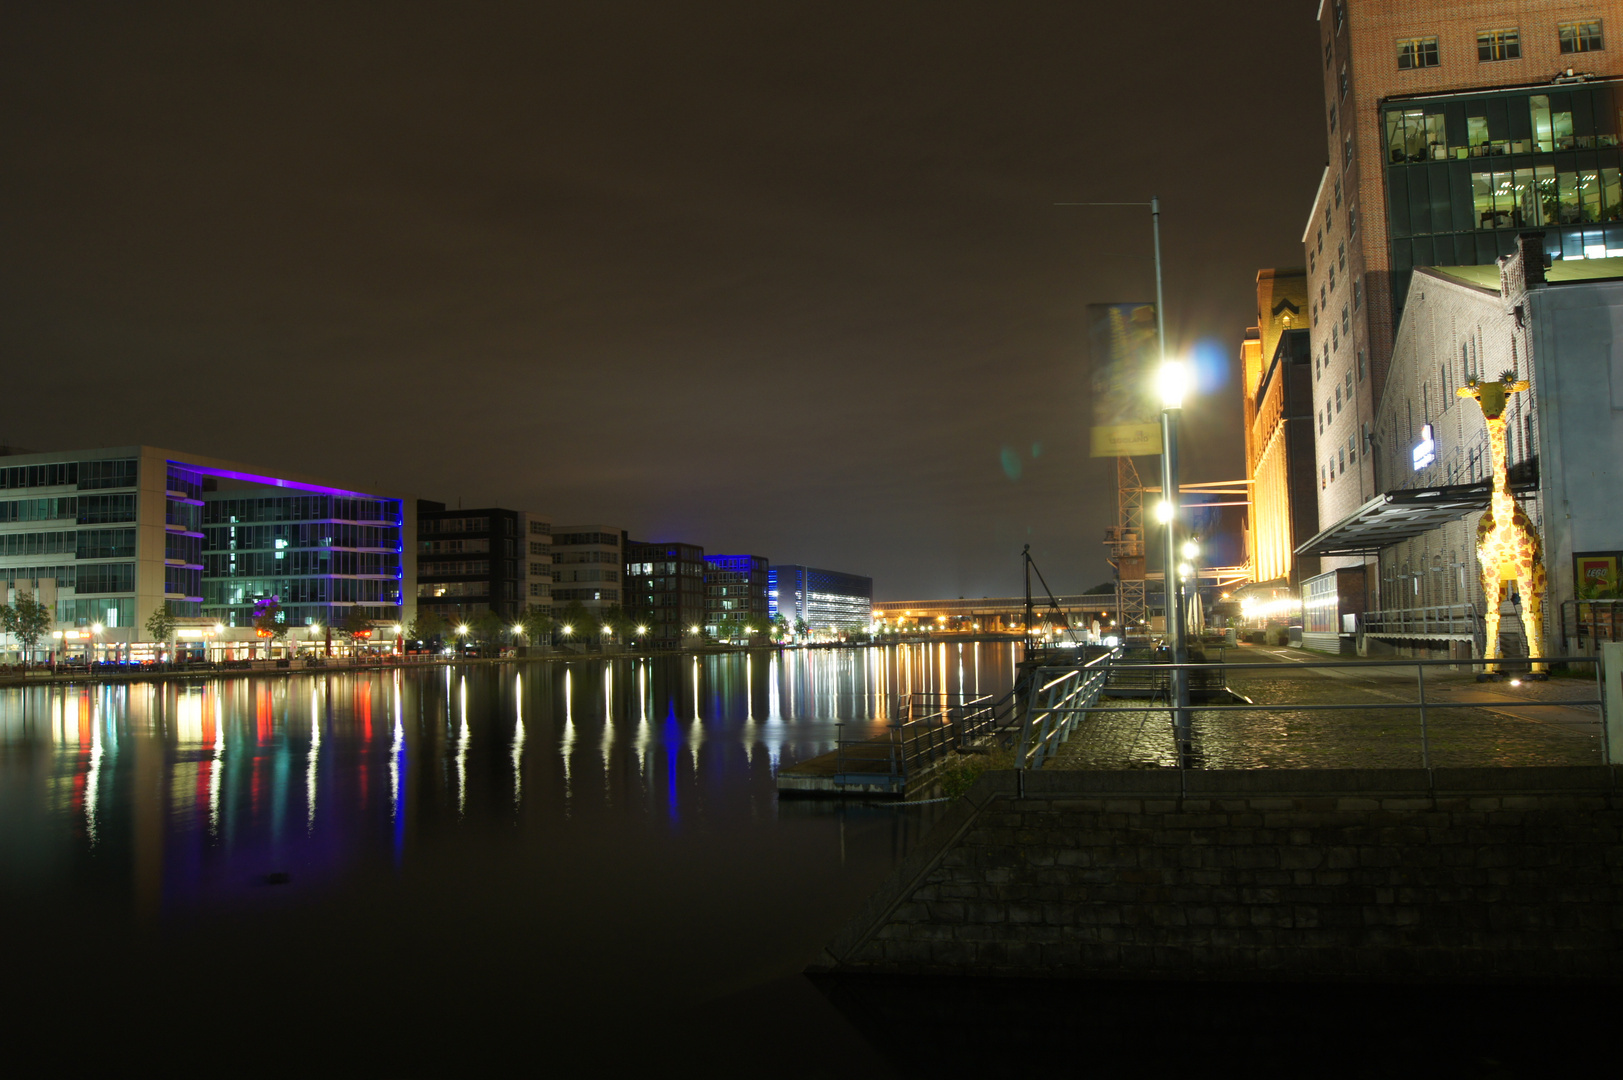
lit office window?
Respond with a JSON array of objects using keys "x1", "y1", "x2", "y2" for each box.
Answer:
[
  {"x1": 1397, "y1": 37, "x2": 1440, "y2": 69},
  {"x1": 1558, "y1": 21, "x2": 1604, "y2": 53},
  {"x1": 1477, "y1": 29, "x2": 1520, "y2": 61}
]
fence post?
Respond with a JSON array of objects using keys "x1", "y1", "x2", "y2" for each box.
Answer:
[
  {"x1": 1416, "y1": 662, "x2": 1430, "y2": 770},
  {"x1": 1603, "y1": 642, "x2": 1622, "y2": 766}
]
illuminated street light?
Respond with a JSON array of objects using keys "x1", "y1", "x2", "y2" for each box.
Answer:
[
  {"x1": 1159, "y1": 359, "x2": 1188, "y2": 409},
  {"x1": 1182, "y1": 538, "x2": 1200, "y2": 560},
  {"x1": 689, "y1": 625, "x2": 700, "y2": 635},
  {"x1": 1155, "y1": 500, "x2": 1173, "y2": 523},
  {"x1": 636, "y1": 625, "x2": 648, "y2": 635},
  {"x1": 561, "y1": 624, "x2": 574, "y2": 636}
]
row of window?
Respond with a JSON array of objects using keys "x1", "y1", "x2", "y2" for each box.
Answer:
[
  {"x1": 420, "y1": 516, "x2": 494, "y2": 534},
  {"x1": 205, "y1": 496, "x2": 401, "y2": 526},
  {"x1": 206, "y1": 551, "x2": 401, "y2": 577},
  {"x1": 1386, "y1": 90, "x2": 1620, "y2": 165},
  {"x1": 207, "y1": 523, "x2": 401, "y2": 552},
  {"x1": 1470, "y1": 165, "x2": 1622, "y2": 231},
  {"x1": 206, "y1": 578, "x2": 402, "y2": 606},
  {"x1": 1398, "y1": 22, "x2": 1604, "y2": 70},
  {"x1": 555, "y1": 568, "x2": 618, "y2": 583},
  {"x1": 554, "y1": 532, "x2": 619, "y2": 547},
  {"x1": 418, "y1": 581, "x2": 489, "y2": 599},
  {"x1": 552, "y1": 588, "x2": 618, "y2": 602},
  {"x1": 418, "y1": 559, "x2": 491, "y2": 576},
  {"x1": 0, "y1": 495, "x2": 138, "y2": 525}
]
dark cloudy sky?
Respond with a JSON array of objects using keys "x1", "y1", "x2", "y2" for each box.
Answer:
[{"x1": 2, "y1": 2, "x2": 1325, "y2": 599}]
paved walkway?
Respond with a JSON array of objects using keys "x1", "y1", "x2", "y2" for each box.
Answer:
[{"x1": 1048, "y1": 644, "x2": 1605, "y2": 771}]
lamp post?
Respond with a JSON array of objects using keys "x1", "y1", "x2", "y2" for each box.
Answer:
[{"x1": 1151, "y1": 197, "x2": 1192, "y2": 766}]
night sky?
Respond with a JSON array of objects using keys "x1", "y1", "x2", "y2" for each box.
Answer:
[{"x1": 2, "y1": 3, "x2": 1325, "y2": 599}]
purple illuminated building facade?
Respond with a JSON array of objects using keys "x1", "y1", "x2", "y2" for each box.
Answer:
[{"x1": 0, "y1": 445, "x2": 413, "y2": 650}]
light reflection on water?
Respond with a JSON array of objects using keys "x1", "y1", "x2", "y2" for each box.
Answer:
[{"x1": 0, "y1": 643, "x2": 1019, "y2": 920}]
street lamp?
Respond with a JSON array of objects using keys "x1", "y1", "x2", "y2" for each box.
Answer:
[{"x1": 1159, "y1": 352, "x2": 1192, "y2": 764}]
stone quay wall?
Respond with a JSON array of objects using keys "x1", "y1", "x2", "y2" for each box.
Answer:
[{"x1": 813, "y1": 767, "x2": 1623, "y2": 981}]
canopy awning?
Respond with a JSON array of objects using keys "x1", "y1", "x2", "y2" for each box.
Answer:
[{"x1": 1294, "y1": 480, "x2": 1532, "y2": 558}]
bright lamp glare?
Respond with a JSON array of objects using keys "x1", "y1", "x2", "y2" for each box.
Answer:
[
  {"x1": 1159, "y1": 361, "x2": 1187, "y2": 409},
  {"x1": 1155, "y1": 500, "x2": 1173, "y2": 523},
  {"x1": 1182, "y1": 538, "x2": 1200, "y2": 559}
]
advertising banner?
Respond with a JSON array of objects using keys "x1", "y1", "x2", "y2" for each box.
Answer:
[{"x1": 1088, "y1": 303, "x2": 1163, "y2": 457}]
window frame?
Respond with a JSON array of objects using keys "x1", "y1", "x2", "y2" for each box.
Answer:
[
  {"x1": 1396, "y1": 36, "x2": 1440, "y2": 70},
  {"x1": 1476, "y1": 28, "x2": 1521, "y2": 62}
]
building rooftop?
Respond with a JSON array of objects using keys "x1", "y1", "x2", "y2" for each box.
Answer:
[{"x1": 1426, "y1": 257, "x2": 1623, "y2": 292}]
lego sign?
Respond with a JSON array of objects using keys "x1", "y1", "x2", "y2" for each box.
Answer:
[{"x1": 1574, "y1": 552, "x2": 1620, "y2": 595}]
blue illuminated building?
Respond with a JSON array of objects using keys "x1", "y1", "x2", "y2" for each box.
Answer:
[
  {"x1": 769, "y1": 564, "x2": 873, "y2": 634},
  {"x1": 0, "y1": 445, "x2": 413, "y2": 652}
]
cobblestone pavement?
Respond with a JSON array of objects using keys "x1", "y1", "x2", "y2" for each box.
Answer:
[{"x1": 1047, "y1": 645, "x2": 1606, "y2": 771}]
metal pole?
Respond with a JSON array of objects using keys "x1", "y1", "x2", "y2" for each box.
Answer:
[
  {"x1": 1152, "y1": 196, "x2": 1191, "y2": 765},
  {"x1": 1417, "y1": 662, "x2": 1430, "y2": 770}
]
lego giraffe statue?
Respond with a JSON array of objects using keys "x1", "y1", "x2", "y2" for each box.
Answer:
[{"x1": 1457, "y1": 371, "x2": 1547, "y2": 678}]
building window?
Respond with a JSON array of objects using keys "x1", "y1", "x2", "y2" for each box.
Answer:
[
  {"x1": 1325, "y1": 38, "x2": 1334, "y2": 67},
  {"x1": 1353, "y1": 277, "x2": 1362, "y2": 311},
  {"x1": 1348, "y1": 205, "x2": 1358, "y2": 236},
  {"x1": 1357, "y1": 348, "x2": 1365, "y2": 382},
  {"x1": 1559, "y1": 21, "x2": 1604, "y2": 53},
  {"x1": 1339, "y1": 448, "x2": 1346, "y2": 474},
  {"x1": 1343, "y1": 134, "x2": 1353, "y2": 166},
  {"x1": 1334, "y1": 0, "x2": 1344, "y2": 32},
  {"x1": 1334, "y1": 177, "x2": 1342, "y2": 208},
  {"x1": 1339, "y1": 64, "x2": 1349, "y2": 98},
  {"x1": 1477, "y1": 29, "x2": 1520, "y2": 61},
  {"x1": 1348, "y1": 433, "x2": 1357, "y2": 464},
  {"x1": 1337, "y1": 242, "x2": 1345, "y2": 272},
  {"x1": 1335, "y1": 385, "x2": 1343, "y2": 413},
  {"x1": 1341, "y1": 305, "x2": 1350, "y2": 337},
  {"x1": 1397, "y1": 37, "x2": 1440, "y2": 69},
  {"x1": 1345, "y1": 370, "x2": 1353, "y2": 403}
]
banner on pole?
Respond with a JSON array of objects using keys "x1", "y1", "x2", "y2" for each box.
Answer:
[{"x1": 1088, "y1": 302, "x2": 1163, "y2": 457}]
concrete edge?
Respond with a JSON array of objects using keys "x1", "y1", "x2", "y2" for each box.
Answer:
[
  {"x1": 1014, "y1": 764, "x2": 1622, "y2": 796},
  {"x1": 809, "y1": 772, "x2": 1016, "y2": 972}
]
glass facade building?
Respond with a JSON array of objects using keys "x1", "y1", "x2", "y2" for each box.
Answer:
[
  {"x1": 768, "y1": 564, "x2": 873, "y2": 633},
  {"x1": 550, "y1": 526, "x2": 623, "y2": 611},
  {"x1": 703, "y1": 554, "x2": 770, "y2": 635},
  {"x1": 624, "y1": 540, "x2": 705, "y2": 648},
  {"x1": 413, "y1": 503, "x2": 526, "y2": 622},
  {"x1": 1383, "y1": 81, "x2": 1623, "y2": 317},
  {"x1": 0, "y1": 446, "x2": 413, "y2": 647}
]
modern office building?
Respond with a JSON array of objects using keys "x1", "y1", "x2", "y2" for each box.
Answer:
[
  {"x1": 624, "y1": 539, "x2": 705, "y2": 648},
  {"x1": 550, "y1": 526, "x2": 623, "y2": 612},
  {"x1": 703, "y1": 554, "x2": 770, "y2": 636},
  {"x1": 769, "y1": 564, "x2": 873, "y2": 634},
  {"x1": 415, "y1": 503, "x2": 529, "y2": 623},
  {"x1": 521, "y1": 513, "x2": 553, "y2": 615},
  {"x1": 1242, "y1": 269, "x2": 1321, "y2": 587},
  {"x1": 1307, "y1": 1, "x2": 1622, "y2": 596},
  {"x1": 0, "y1": 445, "x2": 413, "y2": 651},
  {"x1": 1298, "y1": 238, "x2": 1623, "y2": 658}
]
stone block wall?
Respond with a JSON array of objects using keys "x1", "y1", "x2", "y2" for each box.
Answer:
[{"x1": 816, "y1": 767, "x2": 1623, "y2": 980}]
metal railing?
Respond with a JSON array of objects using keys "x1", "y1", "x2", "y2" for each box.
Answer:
[
  {"x1": 1562, "y1": 598, "x2": 1623, "y2": 651},
  {"x1": 1093, "y1": 655, "x2": 1609, "y2": 770},
  {"x1": 832, "y1": 691, "x2": 998, "y2": 791},
  {"x1": 1013, "y1": 647, "x2": 1119, "y2": 770},
  {"x1": 1362, "y1": 604, "x2": 1479, "y2": 639}
]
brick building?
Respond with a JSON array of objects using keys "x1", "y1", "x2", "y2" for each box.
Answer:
[
  {"x1": 1241, "y1": 269, "x2": 1320, "y2": 586},
  {"x1": 1306, "y1": 0, "x2": 1621, "y2": 605}
]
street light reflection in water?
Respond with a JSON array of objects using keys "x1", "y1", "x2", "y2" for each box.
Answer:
[{"x1": 0, "y1": 643, "x2": 1017, "y2": 921}]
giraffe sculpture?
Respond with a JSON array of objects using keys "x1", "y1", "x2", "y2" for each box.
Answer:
[{"x1": 1457, "y1": 370, "x2": 1547, "y2": 679}]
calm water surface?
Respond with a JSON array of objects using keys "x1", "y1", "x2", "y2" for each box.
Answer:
[{"x1": 0, "y1": 643, "x2": 1019, "y2": 1073}]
